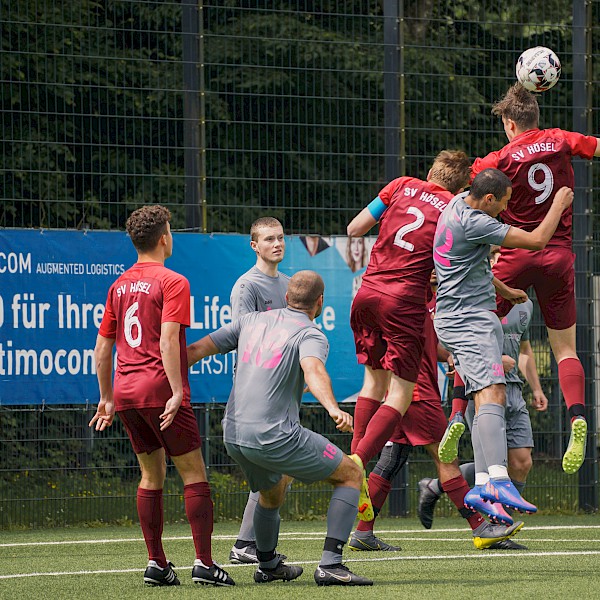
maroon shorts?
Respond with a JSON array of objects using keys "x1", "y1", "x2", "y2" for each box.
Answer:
[
  {"x1": 389, "y1": 398, "x2": 447, "y2": 446},
  {"x1": 493, "y1": 246, "x2": 575, "y2": 330},
  {"x1": 350, "y1": 286, "x2": 425, "y2": 383},
  {"x1": 118, "y1": 404, "x2": 202, "y2": 457}
]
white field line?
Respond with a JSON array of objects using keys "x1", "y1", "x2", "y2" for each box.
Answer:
[
  {"x1": 2, "y1": 550, "x2": 600, "y2": 580},
  {"x1": 1, "y1": 524, "x2": 600, "y2": 548}
]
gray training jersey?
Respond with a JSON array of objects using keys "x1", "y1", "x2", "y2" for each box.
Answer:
[
  {"x1": 209, "y1": 307, "x2": 329, "y2": 449},
  {"x1": 501, "y1": 299, "x2": 532, "y2": 386},
  {"x1": 433, "y1": 193, "x2": 510, "y2": 314},
  {"x1": 230, "y1": 265, "x2": 290, "y2": 319}
]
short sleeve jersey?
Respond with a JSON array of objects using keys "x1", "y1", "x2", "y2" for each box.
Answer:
[
  {"x1": 230, "y1": 266, "x2": 290, "y2": 318},
  {"x1": 209, "y1": 307, "x2": 329, "y2": 448},
  {"x1": 98, "y1": 262, "x2": 191, "y2": 410},
  {"x1": 501, "y1": 299, "x2": 533, "y2": 386},
  {"x1": 413, "y1": 297, "x2": 440, "y2": 402},
  {"x1": 362, "y1": 177, "x2": 453, "y2": 303},
  {"x1": 472, "y1": 128, "x2": 597, "y2": 247},
  {"x1": 433, "y1": 193, "x2": 511, "y2": 314}
]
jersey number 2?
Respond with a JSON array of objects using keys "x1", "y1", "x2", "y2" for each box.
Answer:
[{"x1": 393, "y1": 206, "x2": 425, "y2": 251}]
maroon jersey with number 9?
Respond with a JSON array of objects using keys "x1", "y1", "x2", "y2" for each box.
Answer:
[{"x1": 472, "y1": 128, "x2": 596, "y2": 248}]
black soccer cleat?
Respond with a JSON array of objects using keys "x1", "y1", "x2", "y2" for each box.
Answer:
[
  {"x1": 254, "y1": 560, "x2": 303, "y2": 583},
  {"x1": 229, "y1": 541, "x2": 287, "y2": 564},
  {"x1": 314, "y1": 563, "x2": 373, "y2": 586},
  {"x1": 192, "y1": 560, "x2": 235, "y2": 587},
  {"x1": 143, "y1": 560, "x2": 180, "y2": 586},
  {"x1": 417, "y1": 477, "x2": 441, "y2": 529},
  {"x1": 486, "y1": 538, "x2": 528, "y2": 550},
  {"x1": 348, "y1": 531, "x2": 401, "y2": 552}
]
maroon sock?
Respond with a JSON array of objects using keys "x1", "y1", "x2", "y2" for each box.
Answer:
[
  {"x1": 356, "y1": 472, "x2": 392, "y2": 532},
  {"x1": 184, "y1": 482, "x2": 214, "y2": 566},
  {"x1": 137, "y1": 487, "x2": 167, "y2": 567},
  {"x1": 558, "y1": 358, "x2": 586, "y2": 419},
  {"x1": 354, "y1": 405, "x2": 403, "y2": 466},
  {"x1": 450, "y1": 397, "x2": 468, "y2": 419},
  {"x1": 351, "y1": 396, "x2": 381, "y2": 453},
  {"x1": 442, "y1": 475, "x2": 484, "y2": 531}
]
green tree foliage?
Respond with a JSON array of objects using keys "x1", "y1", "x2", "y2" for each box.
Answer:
[{"x1": 1, "y1": 1, "x2": 599, "y2": 233}]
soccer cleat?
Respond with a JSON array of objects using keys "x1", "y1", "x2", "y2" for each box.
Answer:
[
  {"x1": 486, "y1": 538, "x2": 528, "y2": 550},
  {"x1": 481, "y1": 479, "x2": 537, "y2": 514},
  {"x1": 229, "y1": 542, "x2": 288, "y2": 564},
  {"x1": 472, "y1": 520, "x2": 524, "y2": 550},
  {"x1": 254, "y1": 560, "x2": 303, "y2": 583},
  {"x1": 562, "y1": 416, "x2": 587, "y2": 474},
  {"x1": 417, "y1": 477, "x2": 441, "y2": 529},
  {"x1": 192, "y1": 560, "x2": 235, "y2": 587},
  {"x1": 143, "y1": 560, "x2": 180, "y2": 586},
  {"x1": 348, "y1": 531, "x2": 401, "y2": 552},
  {"x1": 464, "y1": 485, "x2": 514, "y2": 525},
  {"x1": 314, "y1": 563, "x2": 373, "y2": 586},
  {"x1": 438, "y1": 412, "x2": 466, "y2": 463},
  {"x1": 348, "y1": 454, "x2": 375, "y2": 521}
]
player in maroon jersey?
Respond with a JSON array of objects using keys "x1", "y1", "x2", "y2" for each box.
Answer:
[
  {"x1": 89, "y1": 205, "x2": 234, "y2": 588},
  {"x1": 346, "y1": 150, "x2": 471, "y2": 476},
  {"x1": 349, "y1": 291, "x2": 523, "y2": 552},
  {"x1": 472, "y1": 83, "x2": 600, "y2": 474}
]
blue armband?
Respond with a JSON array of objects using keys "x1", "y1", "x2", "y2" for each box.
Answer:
[{"x1": 367, "y1": 197, "x2": 387, "y2": 220}]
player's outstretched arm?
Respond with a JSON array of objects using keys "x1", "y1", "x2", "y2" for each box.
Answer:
[
  {"x1": 90, "y1": 334, "x2": 116, "y2": 431},
  {"x1": 502, "y1": 186, "x2": 574, "y2": 250},
  {"x1": 186, "y1": 335, "x2": 220, "y2": 367},
  {"x1": 518, "y1": 339, "x2": 548, "y2": 411},
  {"x1": 300, "y1": 356, "x2": 353, "y2": 432},
  {"x1": 347, "y1": 206, "x2": 378, "y2": 237}
]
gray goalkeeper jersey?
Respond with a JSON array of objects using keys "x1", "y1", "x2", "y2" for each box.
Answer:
[
  {"x1": 434, "y1": 193, "x2": 510, "y2": 314},
  {"x1": 230, "y1": 265, "x2": 290, "y2": 318},
  {"x1": 209, "y1": 307, "x2": 329, "y2": 448}
]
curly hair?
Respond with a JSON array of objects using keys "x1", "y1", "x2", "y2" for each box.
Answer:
[
  {"x1": 126, "y1": 205, "x2": 171, "y2": 252},
  {"x1": 492, "y1": 83, "x2": 540, "y2": 131}
]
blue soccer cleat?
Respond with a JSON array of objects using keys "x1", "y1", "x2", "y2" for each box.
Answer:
[
  {"x1": 481, "y1": 479, "x2": 537, "y2": 514},
  {"x1": 464, "y1": 485, "x2": 514, "y2": 525}
]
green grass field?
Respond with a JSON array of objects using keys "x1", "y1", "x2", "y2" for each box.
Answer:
[{"x1": 1, "y1": 515, "x2": 599, "y2": 600}]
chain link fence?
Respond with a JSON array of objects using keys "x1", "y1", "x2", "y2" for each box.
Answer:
[{"x1": 1, "y1": 1, "x2": 600, "y2": 527}]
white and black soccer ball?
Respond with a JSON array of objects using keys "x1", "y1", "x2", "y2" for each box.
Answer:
[{"x1": 516, "y1": 47, "x2": 561, "y2": 92}]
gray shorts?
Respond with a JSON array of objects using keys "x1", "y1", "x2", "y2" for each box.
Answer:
[
  {"x1": 434, "y1": 310, "x2": 505, "y2": 395},
  {"x1": 465, "y1": 383, "x2": 534, "y2": 449},
  {"x1": 224, "y1": 425, "x2": 344, "y2": 492}
]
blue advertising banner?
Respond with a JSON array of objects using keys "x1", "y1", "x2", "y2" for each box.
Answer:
[{"x1": 0, "y1": 230, "x2": 375, "y2": 405}]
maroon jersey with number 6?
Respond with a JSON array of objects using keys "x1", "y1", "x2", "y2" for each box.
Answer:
[
  {"x1": 472, "y1": 128, "x2": 596, "y2": 248},
  {"x1": 362, "y1": 177, "x2": 453, "y2": 304},
  {"x1": 98, "y1": 262, "x2": 191, "y2": 410}
]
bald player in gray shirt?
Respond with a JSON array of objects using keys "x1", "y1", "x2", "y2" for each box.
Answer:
[
  {"x1": 187, "y1": 271, "x2": 373, "y2": 586},
  {"x1": 228, "y1": 217, "x2": 291, "y2": 564},
  {"x1": 433, "y1": 168, "x2": 572, "y2": 516}
]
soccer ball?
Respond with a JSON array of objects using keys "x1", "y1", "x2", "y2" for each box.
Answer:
[{"x1": 516, "y1": 47, "x2": 561, "y2": 92}]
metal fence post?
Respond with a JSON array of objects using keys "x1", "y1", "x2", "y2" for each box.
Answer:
[
  {"x1": 383, "y1": 0, "x2": 409, "y2": 517},
  {"x1": 572, "y1": 0, "x2": 598, "y2": 511}
]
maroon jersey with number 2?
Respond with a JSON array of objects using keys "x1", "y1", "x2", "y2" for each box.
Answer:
[{"x1": 362, "y1": 177, "x2": 454, "y2": 303}]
